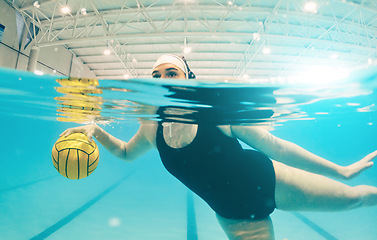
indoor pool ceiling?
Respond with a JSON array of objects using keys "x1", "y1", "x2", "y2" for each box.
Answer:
[{"x1": 5, "y1": 0, "x2": 377, "y2": 80}]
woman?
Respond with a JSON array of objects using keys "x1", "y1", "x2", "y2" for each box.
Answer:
[{"x1": 61, "y1": 54, "x2": 377, "y2": 240}]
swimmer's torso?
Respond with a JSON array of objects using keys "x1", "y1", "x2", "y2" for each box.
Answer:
[
  {"x1": 153, "y1": 119, "x2": 276, "y2": 219},
  {"x1": 141, "y1": 121, "x2": 233, "y2": 149}
]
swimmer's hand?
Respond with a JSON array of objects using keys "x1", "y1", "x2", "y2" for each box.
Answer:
[
  {"x1": 342, "y1": 150, "x2": 377, "y2": 180},
  {"x1": 60, "y1": 123, "x2": 99, "y2": 142}
]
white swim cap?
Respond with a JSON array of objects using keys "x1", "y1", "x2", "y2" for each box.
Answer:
[{"x1": 153, "y1": 54, "x2": 188, "y2": 79}]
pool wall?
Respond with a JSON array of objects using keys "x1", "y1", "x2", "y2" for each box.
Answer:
[{"x1": 0, "y1": 1, "x2": 94, "y2": 78}]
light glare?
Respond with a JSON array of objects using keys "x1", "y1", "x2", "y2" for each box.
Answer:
[
  {"x1": 299, "y1": 66, "x2": 350, "y2": 85},
  {"x1": 33, "y1": 1, "x2": 40, "y2": 8},
  {"x1": 184, "y1": 46, "x2": 192, "y2": 54},
  {"x1": 253, "y1": 33, "x2": 261, "y2": 41},
  {"x1": 61, "y1": 6, "x2": 71, "y2": 14},
  {"x1": 304, "y1": 2, "x2": 318, "y2": 13},
  {"x1": 330, "y1": 53, "x2": 338, "y2": 59},
  {"x1": 262, "y1": 47, "x2": 271, "y2": 54},
  {"x1": 103, "y1": 49, "x2": 111, "y2": 55},
  {"x1": 34, "y1": 70, "x2": 44, "y2": 75},
  {"x1": 81, "y1": 8, "x2": 87, "y2": 15}
]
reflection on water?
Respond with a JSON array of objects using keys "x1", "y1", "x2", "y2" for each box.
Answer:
[
  {"x1": 0, "y1": 67, "x2": 376, "y2": 126},
  {"x1": 55, "y1": 77, "x2": 103, "y2": 123},
  {"x1": 55, "y1": 73, "x2": 377, "y2": 126}
]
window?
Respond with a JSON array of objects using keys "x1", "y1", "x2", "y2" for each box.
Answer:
[
  {"x1": 25, "y1": 23, "x2": 39, "y2": 49},
  {"x1": 16, "y1": 12, "x2": 25, "y2": 46},
  {"x1": 0, "y1": 24, "x2": 5, "y2": 42}
]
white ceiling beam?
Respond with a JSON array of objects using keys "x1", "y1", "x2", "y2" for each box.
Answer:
[
  {"x1": 19, "y1": 0, "x2": 58, "y2": 11},
  {"x1": 278, "y1": 2, "x2": 360, "y2": 76},
  {"x1": 37, "y1": 31, "x2": 254, "y2": 46},
  {"x1": 233, "y1": 0, "x2": 287, "y2": 77},
  {"x1": 37, "y1": 31, "x2": 377, "y2": 55},
  {"x1": 27, "y1": 2, "x2": 371, "y2": 24}
]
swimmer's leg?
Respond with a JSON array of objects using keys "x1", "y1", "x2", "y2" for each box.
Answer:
[
  {"x1": 273, "y1": 160, "x2": 377, "y2": 211},
  {"x1": 216, "y1": 214, "x2": 274, "y2": 240}
]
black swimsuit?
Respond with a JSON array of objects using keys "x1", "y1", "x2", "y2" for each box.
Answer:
[{"x1": 156, "y1": 119, "x2": 276, "y2": 219}]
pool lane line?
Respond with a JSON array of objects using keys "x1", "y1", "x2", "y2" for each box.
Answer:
[
  {"x1": 0, "y1": 175, "x2": 58, "y2": 194},
  {"x1": 291, "y1": 212, "x2": 338, "y2": 240},
  {"x1": 30, "y1": 172, "x2": 134, "y2": 240},
  {"x1": 187, "y1": 191, "x2": 198, "y2": 240}
]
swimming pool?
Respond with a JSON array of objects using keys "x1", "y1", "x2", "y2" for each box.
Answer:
[{"x1": 1, "y1": 67, "x2": 376, "y2": 240}]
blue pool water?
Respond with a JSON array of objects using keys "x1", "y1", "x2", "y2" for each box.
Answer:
[{"x1": 1, "y1": 67, "x2": 377, "y2": 240}]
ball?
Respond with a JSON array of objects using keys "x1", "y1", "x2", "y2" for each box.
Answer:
[{"x1": 52, "y1": 133, "x2": 99, "y2": 179}]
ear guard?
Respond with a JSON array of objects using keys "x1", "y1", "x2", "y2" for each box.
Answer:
[{"x1": 181, "y1": 56, "x2": 196, "y2": 79}]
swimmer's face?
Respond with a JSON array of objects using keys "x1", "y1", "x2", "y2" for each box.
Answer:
[{"x1": 152, "y1": 63, "x2": 186, "y2": 79}]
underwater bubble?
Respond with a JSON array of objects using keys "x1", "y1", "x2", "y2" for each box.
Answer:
[{"x1": 108, "y1": 217, "x2": 121, "y2": 227}]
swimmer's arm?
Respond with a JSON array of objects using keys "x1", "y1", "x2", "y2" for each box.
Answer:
[
  {"x1": 230, "y1": 125, "x2": 373, "y2": 180},
  {"x1": 95, "y1": 124, "x2": 155, "y2": 161},
  {"x1": 61, "y1": 123, "x2": 154, "y2": 162}
]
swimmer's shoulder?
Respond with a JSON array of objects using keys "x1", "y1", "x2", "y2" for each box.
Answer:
[{"x1": 139, "y1": 120, "x2": 158, "y2": 147}]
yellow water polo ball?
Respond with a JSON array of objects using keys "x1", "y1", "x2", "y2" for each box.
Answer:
[{"x1": 52, "y1": 133, "x2": 99, "y2": 179}]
